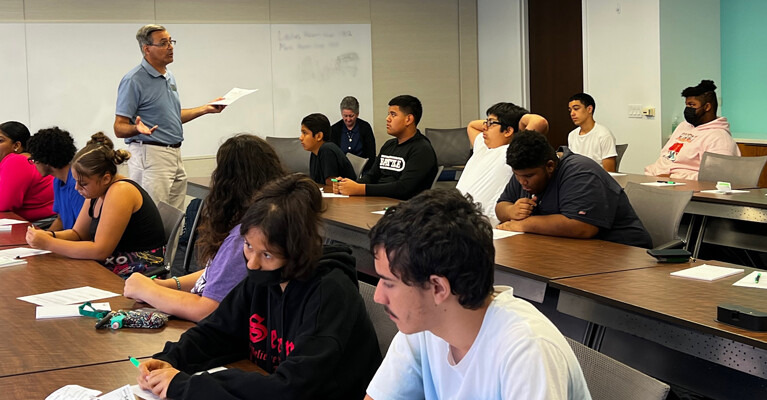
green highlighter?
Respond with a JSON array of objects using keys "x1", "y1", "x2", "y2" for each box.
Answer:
[{"x1": 129, "y1": 356, "x2": 140, "y2": 368}]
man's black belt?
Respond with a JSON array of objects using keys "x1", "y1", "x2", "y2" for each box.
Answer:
[{"x1": 130, "y1": 141, "x2": 182, "y2": 148}]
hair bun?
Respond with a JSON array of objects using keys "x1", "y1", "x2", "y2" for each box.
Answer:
[
  {"x1": 698, "y1": 80, "x2": 717, "y2": 92},
  {"x1": 87, "y1": 132, "x2": 114, "y2": 149}
]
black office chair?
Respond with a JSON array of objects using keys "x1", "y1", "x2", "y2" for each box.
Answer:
[
  {"x1": 265, "y1": 136, "x2": 311, "y2": 175},
  {"x1": 424, "y1": 127, "x2": 471, "y2": 181},
  {"x1": 624, "y1": 182, "x2": 692, "y2": 249}
]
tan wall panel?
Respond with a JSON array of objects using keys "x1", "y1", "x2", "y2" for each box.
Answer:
[
  {"x1": 156, "y1": 0, "x2": 270, "y2": 23},
  {"x1": 370, "y1": 0, "x2": 461, "y2": 145},
  {"x1": 459, "y1": 0, "x2": 479, "y2": 124},
  {"x1": 269, "y1": 0, "x2": 370, "y2": 23},
  {"x1": 24, "y1": 0, "x2": 154, "y2": 22},
  {"x1": 0, "y1": 0, "x2": 23, "y2": 21}
]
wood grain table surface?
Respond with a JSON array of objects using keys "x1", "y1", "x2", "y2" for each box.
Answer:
[{"x1": 0, "y1": 253, "x2": 193, "y2": 378}]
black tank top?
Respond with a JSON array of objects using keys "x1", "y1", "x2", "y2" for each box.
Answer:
[{"x1": 88, "y1": 179, "x2": 166, "y2": 252}]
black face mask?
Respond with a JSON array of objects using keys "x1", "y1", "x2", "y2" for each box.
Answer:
[{"x1": 684, "y1": 106, "x2": 702, "y2": 126}]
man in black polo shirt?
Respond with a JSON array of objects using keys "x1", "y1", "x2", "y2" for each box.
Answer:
[
  {"x1": 495, "y1": 130, "x2": 651, "y2": 248},
  {"x1": 334, "y1": 95, "x2": 437, "y2": 200}
]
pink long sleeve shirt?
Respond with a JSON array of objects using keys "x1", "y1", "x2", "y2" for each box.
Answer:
[
  {"x1": 0, "y1": 153, "x2": 54, "y2": 221},
  {"x1": 645, "y1": 117, "x2": 740, "y2": 180}
]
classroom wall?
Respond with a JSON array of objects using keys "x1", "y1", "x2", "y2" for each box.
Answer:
[
  {"x1": 660, "y1": 0, "x2": 721, "y2": 144},
  {"x1": 582, "y1": 0, "x2": 662, "y2": 174},
  {"x1": 721, "y1": 0, "x2": 765, "y2": 140},
  {"x1": 0, "y1": 0, "x2": 478, "y2": 162},
  {"x1": 477, "y1": 0, "x2": 528, "y2": 113}
]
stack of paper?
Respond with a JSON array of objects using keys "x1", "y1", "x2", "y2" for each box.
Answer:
[
  {"x1": 670, "y1": 264, "x2": 744, "y2": 281},
  {"x1": 732, "y1": 271, "x2": 767, "y2": 290}
]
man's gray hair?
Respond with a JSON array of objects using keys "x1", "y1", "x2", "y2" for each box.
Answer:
[
  {"x1": 136, "y1": 24, "x2": 166, "y2": 53},
  {"x1": 340, "y1": 96, "x2": 360, "y2": 114}
]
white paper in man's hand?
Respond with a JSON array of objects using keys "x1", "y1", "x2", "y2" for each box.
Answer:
[{"x1": 210, "y1": 88, "x2": 259, "y2": 105}]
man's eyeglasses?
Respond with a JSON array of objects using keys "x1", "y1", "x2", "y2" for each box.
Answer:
[
  {"x1": 148, "y1": 39, "x2": 176, "y2": 49},
  {"x1": 483, "y1": 120, "x2": 502, "y2": 128}
]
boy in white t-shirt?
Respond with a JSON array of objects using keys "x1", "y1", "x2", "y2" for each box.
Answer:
[
  {"x1": 567, "y1": 93, "x2": 618, "y2": 172},
  {"x1": 365, "y1": 188, "x2": 591, "y2": 400},
  {"x1": 457, "y1": 102, "x2": 548, "y2": 225}
]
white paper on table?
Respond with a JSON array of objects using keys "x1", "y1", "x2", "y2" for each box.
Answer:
[
  {"x1": 0, "y1": 225, "x2": 11, "y2": 232},
  {"x1": 36, "y1": 302, "x2": 111, "y2": 319},
  {"x1": 608, "y1": 172, "x2": 627, "y2": 177},
  {"x1": 493, "y1": 229, "x2": 524, "y2": 240},
  {"x1": 699, "y1": 189, "x2": 750, "y2": 194},
  {"x1": 18, "y1": 286, "x2": 120, "y2": 306},
  {"x1": 97, "y1": 384, "x2": 133, "y2": 400},
  {"x1": 132, "y1": 385, "x2": 161, "y2": 400},
  {"x1": 0, "y1": 218, "x2": 26, "y2": 225},
  {"x1": 732, "y1": 271, "x2": 767, "y2": 290},
  {"x1": 371, "y1": 210, "x2": 386, "y2": 215},
  {"x1": 670, "y1": 264, "x2": 744, "y2": 281},
  {"x1": 0, "y1": 256, "x2": 26, "y2": 268},
  {"x1": 0, "y1": 247, "x2": 51, "y2": 258},
  {"x1": 45, "y1": 384, "x2": 101, "y2": 400},
  {"x1": 209, "y1": 88, "x2": 258, "y2": 106},
  {"x1": 322, "y1": 193, "x2": 349, "y2": 198},
  {"x1": 640, "y1": 182, "x2": 687, "y2": 187}
]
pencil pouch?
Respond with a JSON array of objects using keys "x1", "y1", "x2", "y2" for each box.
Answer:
[{"x1": 94, "y1": 308, "x2": 169, "y2": 330}]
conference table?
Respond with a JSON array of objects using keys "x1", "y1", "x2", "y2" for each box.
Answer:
[
  {"x1": 0, "y1": 358, "x2": 265, "y2": 398},
  {"x1": 0, "y1": 252, "x2": 194, "y2": 378},
  {"x1": 0, "y1": 212, "x2": 31, "y2": 248},
  {"x1": 552, "y1": 262, "x2": 767, "y2": 398}
]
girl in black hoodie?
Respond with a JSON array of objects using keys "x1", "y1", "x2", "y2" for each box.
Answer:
[{"x1": 137, "y1": 174, "x2": 382, "y2": 399}]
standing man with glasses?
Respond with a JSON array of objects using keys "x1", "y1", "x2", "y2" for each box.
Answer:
[
  {"x1": 456, "y1": 102, "x2": 548, "y2": 225},
  {"x1": 114, "y1": 24, "x2": 225, "y2": 210}
]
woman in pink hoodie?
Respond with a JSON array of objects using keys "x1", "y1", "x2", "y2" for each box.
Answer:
[
  {"x1": 0, "y1": 121, "x2": 54, "y2": 221},
  {"x1": 645, "y1": 80, "x2": 740, "y2": 180}
]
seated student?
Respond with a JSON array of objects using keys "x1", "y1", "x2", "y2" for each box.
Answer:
[
  {"x1": 330, "y1": 96, "x2": 376, "y2": 174},
  {"x1": 335, "y1": 95, "x2": 437, "y2": 200},
  {"x1": 458, "y1": 102, "x2": 548, "y2": 225},
  {"x1": 137, "y1": 174, "x2": 382, "y2": 399},
  {"x1": 26, "y1": 132, "x2": 166, "y2": 277},
  {"x1": 567, "y1": 93, "x2": 618, "y2": 172},
  {"x1": 365, "y1": 188, "x2": 591, "y2": 400},
  {"x1": 26, "y1": 127, "x2": 85, "y2": 231},
  {"x1": 123, "y1": 134, "x2": 286, "y2": 322},
  {"x1": 645, "y1": 80, "x2": 739, "y2": 180},
  {"x1": 0, "y1": 121, "x2": 55, "y2": 222},
  {"x1": 299, "y1": 113, "x2": 356, "y2": 185},
  {"x1": 496, "y1": 130, "x2": 651, "y2": 248}
]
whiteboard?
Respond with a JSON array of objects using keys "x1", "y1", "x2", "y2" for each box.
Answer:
[
  {"x1": 8, "y1": 22, "x2": 372, "y2": 157},
  {"x1": 270, "y1": 24, "x2": 374, "y2": 138},
  {"x1": 0, "y1": 24, "x2": 31, "y2": 129}
]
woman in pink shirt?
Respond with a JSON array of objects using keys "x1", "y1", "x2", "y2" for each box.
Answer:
[{"x1": 0, "y1": 121, "x2": 54, "y2": 221}]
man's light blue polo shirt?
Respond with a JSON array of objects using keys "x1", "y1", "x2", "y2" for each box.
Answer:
[{"x1": 116, "y1": 58, "x2": 183, "y2": 145}]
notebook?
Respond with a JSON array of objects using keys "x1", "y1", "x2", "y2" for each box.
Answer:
[{"x1": 670, "y1": 264, "x2": 744, "y2": 281}]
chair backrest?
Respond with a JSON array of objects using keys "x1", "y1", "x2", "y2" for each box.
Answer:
[
  {"x1": 698, "y1": 152, "x2": 767, "y2": 187},
  {"x1": 424, "y1": 127, "x2": 472, "y2": 168},
  {"x1": 346, "y1": 153, "x2": 369, "y2": 180},
  {"x1": 624, "y1": 182, "x2": 692, "y2": 248},
  {"x1": 615, "y1": 143, "x2": 628, "y2": 172},
  {"x1": 431, "y1": 165, "x2": 444, "y2": 189},
  {"x1": 265, "y1": 136, "x2": 311, "y2": 175},
  {"x1": 358, "y1": 281, "x2": 398, "y2": 356},
  {"x1": 157, "y1": 201, "x2": 185, "y2": 267},
  {"x1": 183, "y1": 198, "x2": 204, "y2": 273},
  {"x1": 566, "y1": 337, "x2": 670, "y2": 400}
]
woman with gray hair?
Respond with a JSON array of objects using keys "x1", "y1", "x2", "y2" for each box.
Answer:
[{"x1": 329, "y1": 96, "x2": 376, "y2": 174}]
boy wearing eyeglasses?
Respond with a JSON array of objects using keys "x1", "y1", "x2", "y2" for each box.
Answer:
[{"x1": 457, "y1": 102, "x2": 548, "y2": 225}]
